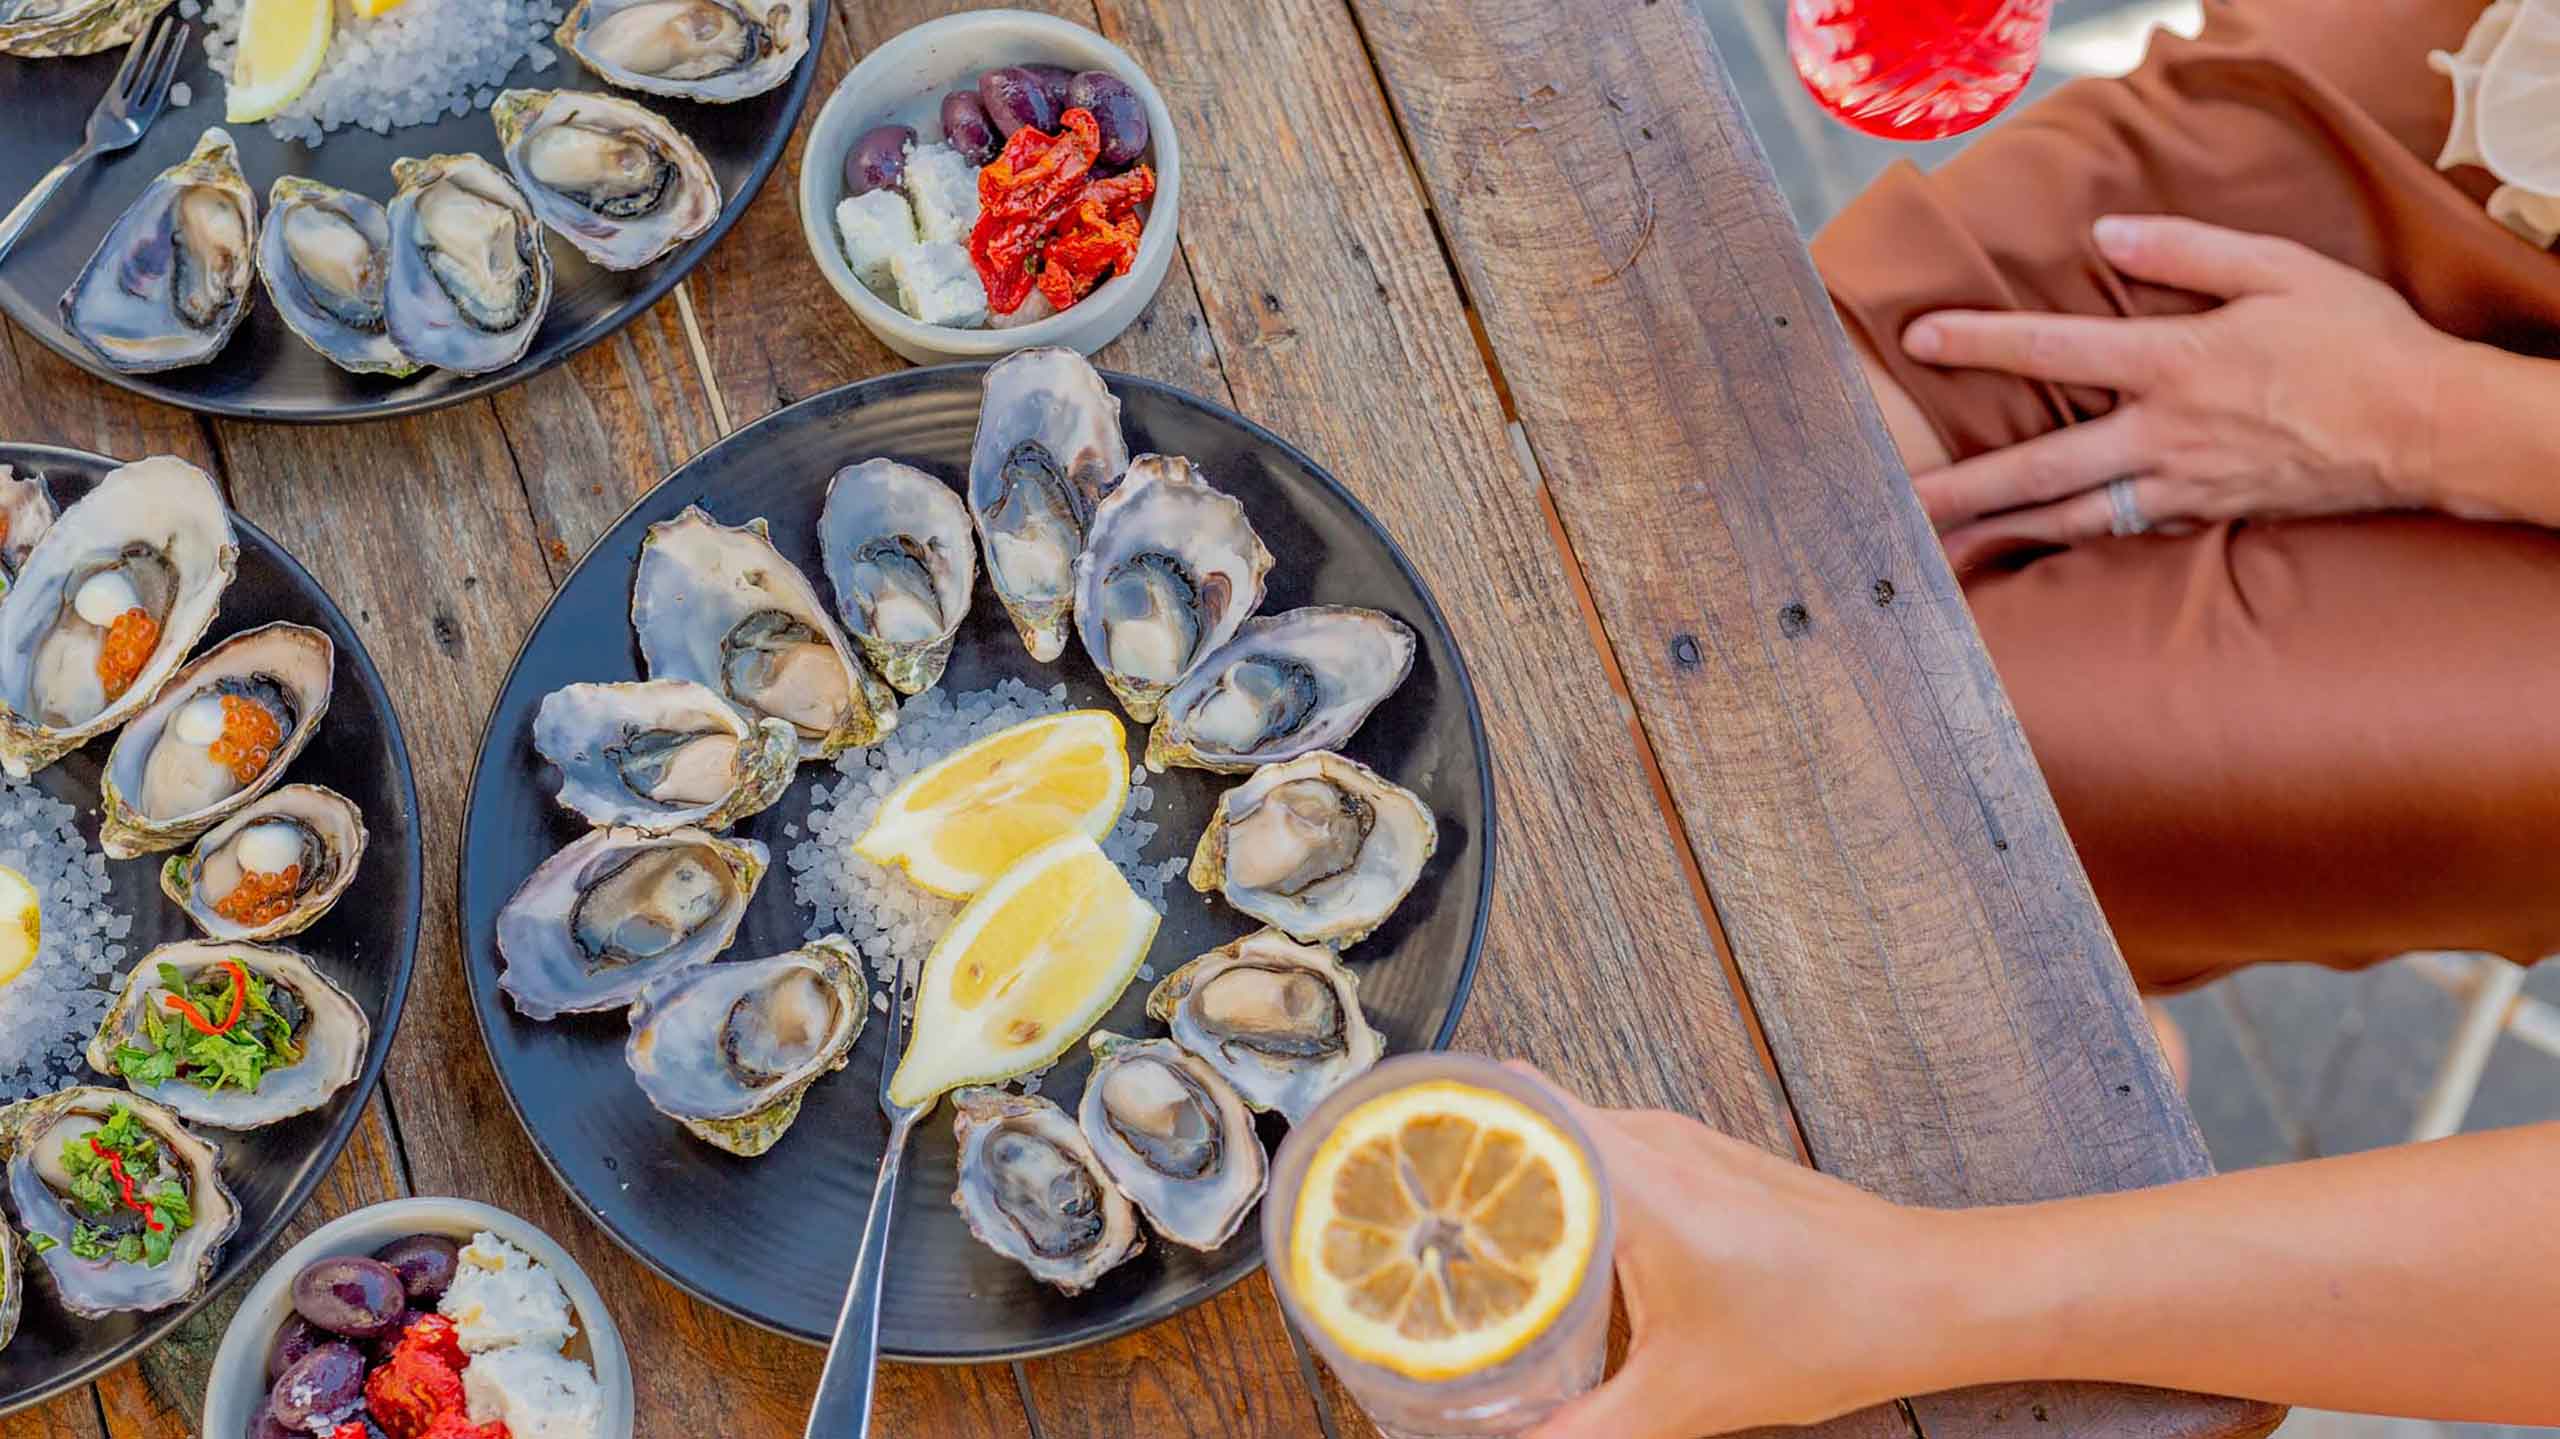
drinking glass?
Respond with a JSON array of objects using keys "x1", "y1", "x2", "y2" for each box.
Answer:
[{"x1": 1788, "y1": 0, "x2": 2054, "y2": 141}]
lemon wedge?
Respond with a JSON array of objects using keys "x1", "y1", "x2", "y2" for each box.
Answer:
[
  {"x1": 350, "y1": 0, "x2": 407, "y2": 16},
  {"x1": 225, "y1": 0, "x2": 334, "y2": 123},
  {"x1": 887, "y1": 832, "x2": 1158, "y2": 1109},
  {"x1": 1288, "y1": 1080, "x2": 1603, "y2": 1381},
  {"x1": 0, "y1": 864, "x2": 40, "y2": 991},
  {"x1": 2478, "y1": 0, "x2": 2560, "y2": 193},
  {"x1": 855, "y1": 710, "x2": 1129, "y2": 899}
]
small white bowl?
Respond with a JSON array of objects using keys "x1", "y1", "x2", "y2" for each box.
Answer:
[
  {"x1": 799, "y1": 10, "x2": 1181, "y2": 363},
  {"x1": 202, "y1": 1198, "x2": 635, "y2": 1439}
]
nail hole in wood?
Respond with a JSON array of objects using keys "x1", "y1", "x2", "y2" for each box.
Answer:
[
  {"x1": 1773, "y1": 315, "x2": 1790, "y2": 328},
  {"x1": 2116, "y1": 1084, "x2": 2133, "y2": 1095},
  {"x1": 430, "y1": 615, "x2": 462, "y2": 657},
  {"x1": 1778, "y1": 602, "x2": 1810, "y2": 636},
  {"x1": 1871, "y1": 579, "x2": 1895, "y2": 606},
  {"x1": 1669, "y1": 634, "x2": 1701, "y2": 668},
  {"x1": 1261, "y1": 291, "x2": 1283, "y2": 314}
]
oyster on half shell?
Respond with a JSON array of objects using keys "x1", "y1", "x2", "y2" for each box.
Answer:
[
  {"x1": 625, "y1": 936, "x2": 866, "y2": 1156},
  {"x1": 61, "y1": 128, "x2": 255, "y2": 373},
  {"x1": 0, "y1": 466, "x2": 59, "y2": 582},
  {"x1": 497, "y1": 825, "x2": 766, "y2": 1020},
  {"x1": 1078, "y1": 1031, "x2": 1268, "y2": 1251},
  {"x1": 533, "y1": 678, "x2": 796, "y2": 833},
  {"x1": 1189, "y1": 750, "x2": 1435, "y2": 947},
  {"x1": 556, "y1": 0, "x2": 808, "y2": 103},
  {"x1": 1146, "y1": 929, "x2": 1382, "y2": 1124},
  {"x1": 258, "y1": 177, "x2": 418, "y2": 377},
  {"x1": 951, "y1": 1087, "x2": 1144, "y2": 1295},
  {"x1": 819, "y1": 459, "x2": 974, "y2": 696},
  {"x1": 1073, "y1": 455, "x2": 1271, "y2": 724},
  {"x1": 1147, "y1": 606, "x2": 1416, "y2": 772},
  {"x1": 1, "y1": 1088, "x2": 239, "y2": 1318},
  {"x1": 86, "y1": 941, "x2": 369, "y2": 1128},
  {"x1": 97, "y1": 621, "x2": 334, "y2": 859},
  {"x1": 0, "y1": 1207, "x2": 18, "y2": 1354},
  {"x1": 0, "y1": 0, "x2": 170, "y2": 55},
  {"x1": 493, "y1": 89, "x2": 720, "y2": 271},
  {"x1": 968, "y1": 348, "x2": 1128, "y2": 662},
  {"x1": 385, "y1": 153, "x2": 555, "y2": 376},
  {"x1": 160, "y1": 784, "x2": 366, "y2": 942}
]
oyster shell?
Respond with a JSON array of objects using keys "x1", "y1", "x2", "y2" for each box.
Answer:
[
  {"x1": 497, "y1": 825, "x2": 766, "y2": 1020},
  {"x1": 385, "y1": 153, "x2": 555, "y2": 376},
  {"x1": 556, "y1": 0, "x2": 808, "y2": 103},
  {"x1": 1147, "y1": 606, "x2": 1416, "y2": 772},
  {"x1": 1078, "y1": 1031, "x2": 1268, "y2": 1250},
  {"x1": 0, "y1": 466, "x2": 58, "y2": 580},
  {"x1": 160, "y1": 784, "x2": 366, "y2": 941},
  {"x1": 258, "y1": 177, "x2": 418, "y2": 377},
  {"x1": 819, "y1": 459, "x2": 974, "y2": 696},
  {"x1": 85, "y1": 941, "x2": 369, "y2": 1128},
  {"x1": 967, "y1": 349, "x2": 1128, "y2": 662},
  {"x1": 0, "y1": 0, "x2": 169, "y2": 55},
  {"x1": 1189, "y1": 751, "x2": 1435, "y2": 947},
  {"x1": 97, "y1": 621, "x2": 334, "y2": 859},
  {"x1": 950, "y1": 1087, "x2": 1143, "y2": 1295},
  {"x1": 624, "y1": 936, "x2": 865, "y2": 1156},
  {"x1": 1145, "y1": 930, "x2": 1382, "y2": 1123},
  {"x1": 0, "y1": 455, "x2": 236, "y2": 779},
  {"x1": 0, "y1": 1207, "x2": 18, "y2": 1354},
  {"x1": 1, "y1": 1088, "x2": 239, "y2": 1317},
  {"x1": 1073, "y1": 455, "x2": 1272, "y2": 724},
  {"x1": 533, "y1": 678, "x2": 795, "y2": 833},
  {"x1": 633, "y1": 506, "x2": 895, "y2": 759},
  {"x1": 60, "y1": 128, "x2": 255, "y2": 373},
  {"x1": 493, "y1": 89, "x2": 721, "y2": 271}
]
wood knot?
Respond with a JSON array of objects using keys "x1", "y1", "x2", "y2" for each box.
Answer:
[
  {"x1": 1777, "y1": 602, "x2": 1811, "y2": 637},
  {"x1": 430, "y1": 614, "x2": 462, "y2": 657},
  {"x1": 1669, "y1": 634, "x2": 1701, "y2": 668},
  {"x1": 1871, "y1": 579, "x2": 1895, "y2": 606}
]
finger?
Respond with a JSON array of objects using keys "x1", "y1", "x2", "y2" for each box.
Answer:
[
  {"x1": 1901, "y1": 309, "x2": 2179, "y2": 390},
  {"x1": 1939, "y1": 476, "x2": 2183, "y2": 573},
  {"x1": 1912, "y1": 409, "x2": 2151, "y2": 530},
  {"x1": 2093, "y1": 215, "x2": 2317, "y2": 298},
  {"x1": 1524, "y1": 1348, "x2": 1692, "y2": 1439}
]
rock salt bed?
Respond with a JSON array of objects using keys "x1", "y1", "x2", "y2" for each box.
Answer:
[
  {"x1": 0, "y1": 782, "x2": 135, "y2": 1103},
  {"x1": 188, "y1": 0, "x2": 565, "y2": 147}
]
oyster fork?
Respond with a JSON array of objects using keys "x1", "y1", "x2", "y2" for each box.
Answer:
[
  {"x1": 805, "y1": 964, "x2": 924, "y2": 1439},
  {"x1": 0, "y1": 11, "x2": 191, "y2": 268}
]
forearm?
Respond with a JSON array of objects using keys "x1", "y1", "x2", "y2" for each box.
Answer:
[
  {"x1": 2423, "y1": 341, "x2": 2560, "y2": 530},
  {"x1": 1898, "y1": 1124, "x2": 2560, "y2": 1422}
]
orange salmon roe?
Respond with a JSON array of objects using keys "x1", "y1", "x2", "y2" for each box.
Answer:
[
  {"x1": 208, "y1": 693, "x2": 282, "y2": 786},
  {"x1": 212, "y1": 864, "x2": 302, "y2": 927},
  {"x1": 96, "y1": 608, "x2": 158, "y2": 700}
]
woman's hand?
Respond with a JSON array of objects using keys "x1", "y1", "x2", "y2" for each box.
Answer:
[{"x1": 1901, "y1": 215, "x2": 2487, "y2": 570}]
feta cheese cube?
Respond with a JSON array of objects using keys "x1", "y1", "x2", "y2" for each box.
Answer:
[
  {"x1": 903, "y1": 142, "x2": 981, "y2": 245},
  {"x1": 439, "y1": 1231, "x2": 576, "y2": 1355},
  {"x1": 835, "y1": 189, "x2": 918, "y2": 294},
  {"x1": 891, "y1": 241, "x2": 990, "y2": 328},
  {"x1": 464, "y1": 1344, "x2": 606, "y2": 1439}
]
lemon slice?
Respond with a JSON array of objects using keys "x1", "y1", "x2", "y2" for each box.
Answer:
[
  {"x1": 887, "y1": 832, "x2": 1158, "y2": 1108},
  {"x1": 0, "y1": 864, "x2": 39, "y2": 990},
  {"x1": 2477, "y1": 0, "x2": 2560, "y2": 193},
  {"x1": 1288, "y1": 1080, "x2": 1602, "y2": 1381},
  {"x1": 855, "y1": 710, "x2": 1129, "y2": 899},
  {"x1": 225, "y1": 0, "x2": 334, "y2": 124}
]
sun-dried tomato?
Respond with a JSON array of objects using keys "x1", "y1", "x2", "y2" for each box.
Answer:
[
  {"x1": 364, "y1": 1314, "x2": 477, "y2": 1439},
  {"x1": 1036, "y1": 165, "x2": 1155, "y2": 312},
  {"x1": 970, "y1": 109, "x2": 1106, "y2": 315}
]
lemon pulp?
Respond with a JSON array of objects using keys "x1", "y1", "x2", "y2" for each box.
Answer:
[
  {"x1": 0, "y1": 864, "x2": 40, "y2": 990},
  {"x1": 225, "y1": 0, "x2": 335, "y2": 123},
  {"x1": 854, "y1": 709, "x2": 1128, "y2": 899}
]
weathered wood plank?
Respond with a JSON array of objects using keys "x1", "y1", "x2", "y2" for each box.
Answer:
[
  {"x1": 0, "y1": 328, "x2": 211, "y2": 469},
  {"x1": 8, "y1": 1392, "x2": 106, "y2": 1439},
  {"x1": 1019, "y1": 1276, "x2": 1328, "y2": 1439}
]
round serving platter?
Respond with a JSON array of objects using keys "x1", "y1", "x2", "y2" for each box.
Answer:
[
  {"x1": 0, "y1": 2, "x2": 823, "y2": 422},
  {"x1": 458, "y1": 366, "x2": 1495, "y2": 1359},
  {"x1": 0, "y1": 443, "x2": 425, "y2": 1414}
]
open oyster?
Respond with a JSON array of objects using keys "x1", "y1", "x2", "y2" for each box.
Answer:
[
  {"x1": 1, "y1": 1088, "x2": 239, "y2": 1318},
  {"x1": 968, "y1": 349, "x2": 1128, "y2": 662},
  {"x1": 85, "y1": 941, "x2": 368, "y2": 1128},
  {"x1": 0, "y1": 1208, "x2": 18, "y2": 1354},
  {"x1": 1074, "y1": 455, "x2": 1272, "y2": 724},
  {"x1": 1078, "y1": 1031, "x2": 1268, "y2": 1250},
  {"x1": 258, "y1": 177, "x2": 418, "y2": 378},
  {"x1": 1146, "y1": 930, "x2": 1382, "y2": 1123},
  {"x1": 0, "y1": 0, "x2": 170, "y2": 55},
  {"x1": 61, "y1": 128, "x2": 255, "y2": 374},
  {"x1": 556, "y1": 0, "x2": 808, "y2": 103},
  {"x1": 160, "y1": 784, "x2": 366, "y2": 942},
  {"x1": 0, "y1": 466, "x2": 58, "y2": 581},
  {"x1": 1148, "y1": 607, "x2": 1416, "y2": 772},
  {"x1": 625, "y1": 936, "x2": 865, "y2": 1156},
  {"x1": 534, "y1": 678, "x2": 795, "y2": 833},
  {"x1": 819, "y1": 459, "x2": 974, "y2": 696},
  {"x1": 951, "y1": 1087, "x2": 1143, "y2": 1295},
  {"x1": 497, "y1": 825, "x2": 766, "y2": 1020},
  {"x1": 634, "y1": 506, "x2": 895, "y2": 759},
  {"x1": 0, "y1": 456, "x2": 235, "y2": 779},
  {"x1": 385, "y1": 153, "x2": 554, "y2": 376},
  {"x1": 97, "y1": 621, "x2": 334, "y2": 859},
  {"x1": 1190, "y1": 751, "x2": 1435, "y2": 947},
  {"x1": 493, "y1": 89, "x2": 720, "y2": 271}
]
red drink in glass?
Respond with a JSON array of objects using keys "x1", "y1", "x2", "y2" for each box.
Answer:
[{"x1": 1789, "y1": 0, "x2": 2054, "y2": 142}]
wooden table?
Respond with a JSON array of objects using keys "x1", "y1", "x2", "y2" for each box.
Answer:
[{"x1": 3, "y1": 2, "x2": 2292, "y2": 1436}]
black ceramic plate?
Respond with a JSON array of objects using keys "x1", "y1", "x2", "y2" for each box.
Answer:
[
  {"x1": 0, "y1": 6, "x2": 821, "y2": 422},
  {"x1": 0, "y1": 443, "x2": 423, "y2": 1414},
  {"x1": 458, "y1": 368, "x2": 1494, "y2": 1359}
]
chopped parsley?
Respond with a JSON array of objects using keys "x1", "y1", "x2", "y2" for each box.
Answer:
[
  {"x1": 113, "y1": 961, "x2": 303, "y2": 1095},
  {"x1": 49, "y1": 1102, "x2": 193, "y2": 1268}
]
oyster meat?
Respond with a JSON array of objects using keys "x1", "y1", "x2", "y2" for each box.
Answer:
[
  {"x1": 60, "y1": 128, "x2": 256, "y2": 374},
  {"x1": 0, "y1": 0, "x2": 169, "y2": 55},
  {"x1": 967, "y1": 348, "x2": 1128, "y2": 662},
  {"x1": 951, "y1": 1087, "x2": 1143, "y2": 1295},
  {"x1": 97, "y1": 621, "x2": 334, "y2": 859},
  {"x1": 0, "y1": 467, "x2": 58, "y2": 580},
  {"x1": 1073, "y1": 455, "x2": 1271, "y2": 724},
  {"x1": 633, "y1": 506, "x2": 895, "y2": 758},
  {"x1": 1146, "y1": 929, "x2": 1382, "y2": 1123},
  {"x1": 161, "y1": 784, "x2": 366, "y2": 942},
  {"x1": 1, "y1": 1088, "x2": 240, "y2": 1318},
  {"x1": 1078, "y1": 1031, "x2": 1268, "y2": 1250},
  {"x1": 494, "y1": 89, "x2": 721, "y2": 270},
  {"x1": 624, "y1": 936, "x2": 865, "y2": 1156},
  {"x1": 86, "y1": 941, "x2": 369, "y2": 1128},
  {"x1": 258, "y1": 177, "x2": 418, "y2": 377},
  {"x1": 385, "y1": 153, "x2": 555, "y2": 376},
  {"x1": 819, "y1": 459, "x2": 974, "y2": 695},
  {"x1": 556, "y1": 0, "x2": 808, "y2": 103},
  {"x1": 0, "y1": 455, "x2": 236, "y2": 779},
  {"x1": 1148, "y1": 606, "x2": 1416, "y2": 772},
  {"x1": 497, "y1": 825, "x2": 766, "y2": 1019},
  {"x1": 533, "y1": 677, "x2": 796, "y2": 833},
  {"x1": 1190, "y1": 750, "x2": 1435, "y2": 947}
]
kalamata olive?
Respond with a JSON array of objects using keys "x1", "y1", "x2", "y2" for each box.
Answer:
[
  {"x1": 939, "y1": 90, "x2": 999, "y2": 164},
  {"x1": 265, "y1": 1315, "x2": 324, "y2": 1385},
  {"x1": 268, "y1": 1342, "x2": 366, "y2": 1429},
  {"x1": 1020, "y1": 62, "x2": 1076, "y2": 110},
  {"x1": 1066, "y1": 70, "x2": 1150, "y2": 168},
  {"x1": 371, "y1": 1233, "x2": 461, "y2": 1303},
  {"x1": 844, "y1": 123, "x2": 916, "y2": 196},
  {"x1": 977, "y1": 66, "x2": 1057, "y2": 138},
  {"x1": 245, "y1": 1399, "x2": 298, "y2": 1439},
  {"x1": 290, "y1": 1254, "x2": 408, "y2": 1339}
]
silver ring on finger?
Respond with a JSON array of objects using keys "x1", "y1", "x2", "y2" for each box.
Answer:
[{"x1": 2104, "y1": 477, "x2": 2150, "y2": 537}]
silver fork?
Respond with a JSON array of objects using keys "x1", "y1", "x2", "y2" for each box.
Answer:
[
  {"x1": 0, "y1": 11, "x2": 191, "y2": 269},
  {"x1": 805, "y1": 968, "x2": 924, "y2": 1439}
]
